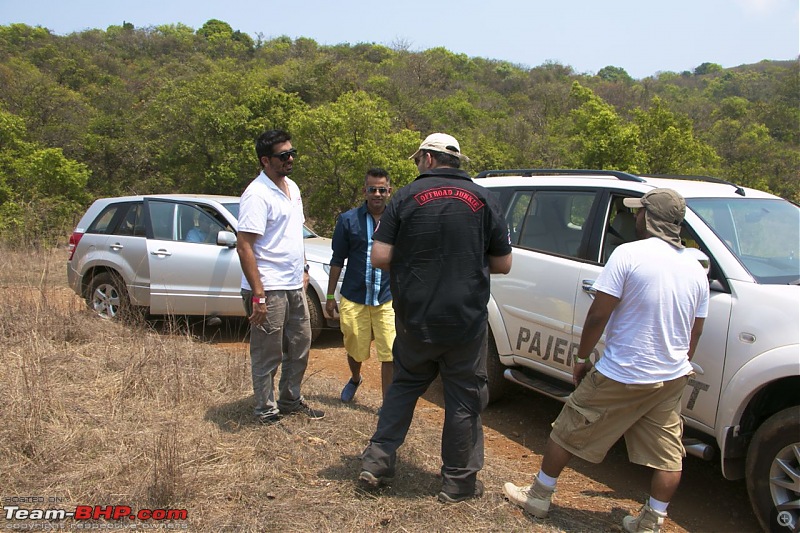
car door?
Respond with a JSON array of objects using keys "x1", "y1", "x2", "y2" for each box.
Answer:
[
  {"x1": 145, "y1": 200, "x2": 244, "y2": 317},
  {"x1": 81, "y1": 201, "x2": 151, "y2": 306},
  {"x1": 492, "y1": 188, "x2": 599, "y2": 379}
]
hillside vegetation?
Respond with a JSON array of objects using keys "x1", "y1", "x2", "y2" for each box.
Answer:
[{"x1": 0, "y1": 20, "x2": 797, "y2": 243}]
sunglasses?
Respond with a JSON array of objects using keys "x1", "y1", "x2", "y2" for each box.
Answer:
[
  {"x1": 270, "y1": 149, "x2": 297, "y2": 162},
  {"x1": 366, "y1": 187, "x2": 389, "y2": 195}
]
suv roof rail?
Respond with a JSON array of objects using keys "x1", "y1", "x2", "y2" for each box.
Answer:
[
  {"x1": 641, "y1": 174, "x2": 746, "y2": 196},
  {"x1": 473, "y1": 168, "x2": 646, "y2": 182}
]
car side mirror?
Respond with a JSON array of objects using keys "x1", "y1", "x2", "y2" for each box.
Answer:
[{"x1": 217, "y1": 230, "x2": 237, "y2": 248}]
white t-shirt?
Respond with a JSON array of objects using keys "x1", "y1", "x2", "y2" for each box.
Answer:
[
  {"x1": 238, "y1": 171, "x2": 305, "y2": 291},
  {"x1": 593, "y1": 237, "x2": 710, "y2": 384}
]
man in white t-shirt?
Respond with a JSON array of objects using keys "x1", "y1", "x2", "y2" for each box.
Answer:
[
  {"x1": 504, "y1": 188, "x2": 709, "y2": 533},
  {"x1": 237, "y1": 129, "x2": 324, "y2": 425}
]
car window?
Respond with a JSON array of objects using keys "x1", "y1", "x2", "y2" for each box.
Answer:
[
  {"x1": 148, "y1": 201, "x2": 176, "y2": 240},
  {"x1": 603, "y1": 196, "x2": 638, "y2": 262},
  {"x1": 87, "y1": 205, "x2": 123, "y2": 235},
  {"x1": 87, "y1": 202, "x2": 144, "y2": 236},
  {"x1": 114, "y1": 203, "x2": 145, "y2": 237},
  {"x1": 505, "y1": 192, "x2": 533, "y2": 246},
  {"x1": 178, "y1": 204, "x2": 225, "y2": 244},
  {"x1": 515, "y1": 190, "x2": 595, "y2": 258}
]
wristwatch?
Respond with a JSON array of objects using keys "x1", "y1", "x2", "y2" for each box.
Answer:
[{"x1": 303, "y1": 263, "x2": 310, "y2": 273}]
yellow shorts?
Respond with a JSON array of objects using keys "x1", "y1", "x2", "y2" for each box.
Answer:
[
  {"x1": 338, "y1": 296, "x2": 395, "y2": 363},
  {"x1": 550, "y1": 368, "x2": 690, "y2": 471}
]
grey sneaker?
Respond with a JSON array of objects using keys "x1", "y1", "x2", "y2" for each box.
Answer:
[
  {"x1": 622, "y1": 502, "x2": 667, "y2": 533},
  {"x1": 502, "y1": 474, "x2": 555, "y2": 518},
  {"x1": 438, "y1": 480, "x2": 485, "y2": 503},
  {"x1": 257, "y1": 412, "x2": 283, "y2": 425},
  {"x1": 282, "y1": 400, "x2": 325, "y2": 420}
]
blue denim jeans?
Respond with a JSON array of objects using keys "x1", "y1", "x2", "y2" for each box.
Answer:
[{"x1": 242, "y1": 288, "x2": 312, "y2": 417}]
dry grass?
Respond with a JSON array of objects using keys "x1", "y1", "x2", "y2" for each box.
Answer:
[{"x1": 0, "y1": 247, "x2": 572, "y2": 532}]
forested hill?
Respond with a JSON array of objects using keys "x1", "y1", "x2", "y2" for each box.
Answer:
[{"x1": 0, "y1": 20, "x2": 797, "y2": 243}]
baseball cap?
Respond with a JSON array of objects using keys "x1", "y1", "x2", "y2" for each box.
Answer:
[
  {"x1": 623, "y1": 188, "x2": 686, "y2": 248},
  {"x1": 409, "y1": 133, "x2": 470, "y2": 162}
]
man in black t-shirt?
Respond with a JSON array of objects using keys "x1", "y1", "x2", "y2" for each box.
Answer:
[{"x1": 358, "y1": 133, "x2": 512, "y2": 503}]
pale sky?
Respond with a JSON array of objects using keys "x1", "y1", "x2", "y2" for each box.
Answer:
[{"x1": 0, "y1": 0, "x2": 797, "y2": 79}]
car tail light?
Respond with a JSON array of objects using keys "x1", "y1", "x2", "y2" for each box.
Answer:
[{"x1": 68, "y1": 231, "x2": 83, "y2": 261}]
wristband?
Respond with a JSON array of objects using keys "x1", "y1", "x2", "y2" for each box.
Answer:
[
  {"x1": 252, "y1": 296, "x2": 266, "y2": 304},
  {"x1": 326, "y1": 294, "x2": 335, "y2": 301},
  {"x1": 575, "y1": 356, "x2": 590, "y2": 364}
]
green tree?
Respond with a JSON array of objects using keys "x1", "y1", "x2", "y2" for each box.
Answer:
[
  {"x1": 694, "y1": 62, "x2": 723, "y2": 76},
  {"x1": 289, "y1": 91, "x2": 418, "y2": 234},
  {"x1": 633, "y1": 97, "x2": 720, "y2": 174},
  {"x1": 566, "y1": 82, "x2": 644, "y2": 171},
  {"x1": 0, "y1": 107, "x2": 90, "y2": 245},
  {"x1": 597, "y1": 65, "x2": 633, "y2": 83}
]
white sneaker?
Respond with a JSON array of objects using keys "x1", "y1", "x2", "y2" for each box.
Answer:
[
  {"x1": 623, "y1": 502, "x2": 667, "y2": 533},
  {"x1": 502, "y1": 474, "x2": 555, "y2": 518}
]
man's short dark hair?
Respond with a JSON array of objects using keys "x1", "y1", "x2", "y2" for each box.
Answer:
[
  {"x1": 256, "y1": 129, "x2": 292, "y2": 163},
  {"x1": 426, "y1": 150, "x2": 462, "y2": 169},
  {"x1": 365, "y1": 167, "x2": 390, "y2": 185}
]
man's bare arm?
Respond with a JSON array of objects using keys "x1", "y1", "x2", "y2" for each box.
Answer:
[
  {"x1": 371, "y1": 241, "x2": 393, "y2": 271},
  {"x1": 237, "y1": 231, "x2": 266, "y2": 325},
  {"x1": 573, "y1": 290, "x2": 620, "y2": 385},
  {"x1": 489, "y1": 253, "x2": 512, "y2": 274},
  {"x1": 688, "y1": 317, "x2": 706, "y2": 361}
]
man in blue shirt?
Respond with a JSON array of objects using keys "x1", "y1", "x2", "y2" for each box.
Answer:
[{"x1": 326, "y1": 168, "x2": 395, "y2": 406}]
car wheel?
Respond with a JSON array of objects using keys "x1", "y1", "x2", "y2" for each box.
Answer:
[
  {"x1": 486, "y1": 329, "x2": 508, "y2": 403},
  {"x1": 306, "y1": 289, "x2": 323, "y2": 343},
  {"x1": 86, "y1": 272, "x2": 130, "y2": 320},
  {"x1": 745, "y1": 406, "x2": 800, "y2": 532}
]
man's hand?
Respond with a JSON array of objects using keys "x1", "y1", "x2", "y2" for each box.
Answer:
[
  {"x1": 250, "y1": 299, "x2": 267, "y2": 327},
  {"x1": 325, "y1": 298, "x2": 338, "y2": 317},
  {"x1": 573, "y1": 360, "x2": 593, "y2": 386}
]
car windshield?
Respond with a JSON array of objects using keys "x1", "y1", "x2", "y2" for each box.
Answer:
[
  {"x1": 221, "y1": 202, "x2": 239, "y2": 219},
  {"x1": 687, "y1": 198, "x2": 800, "y2": 285}
]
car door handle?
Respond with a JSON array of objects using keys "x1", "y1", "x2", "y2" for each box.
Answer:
[
  {"x1": 581, "y1": 280, "x2": 597, "y2": 298},
  {"x1": 150, "y1": 249, "x2": 172, "y2": 257},
  {"x1": 109, "y1": 243, "x2": 124, "y2": 251}
]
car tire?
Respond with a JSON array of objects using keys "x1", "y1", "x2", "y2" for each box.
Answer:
[
  {"x1": 486, "y1": 329, "x2": 508, "y2": 403},
  {"x1": 745, "y1": 406, "x2": 800, "y2": 532},
  {"x1": 306, "y1": 289, "x2": 323, "y2": 343},
  {"x1": 86, "y1": 272, "x2": 130, "y2": 320}
]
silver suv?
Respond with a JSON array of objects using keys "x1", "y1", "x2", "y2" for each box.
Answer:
[
  {"x1": 66, "y1": 194, "x2": 340, "y2": 340},
  {"x1": 477, "y1": 170, "x2": 799, "y2": 532}
]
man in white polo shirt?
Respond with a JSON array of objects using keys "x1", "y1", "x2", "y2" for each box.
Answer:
[{"x1": 237, "y1": 129, "x2": 324, "y2": 425}]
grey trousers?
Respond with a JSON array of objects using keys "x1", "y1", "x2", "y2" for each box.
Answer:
[
  {"x1": 242, "y1": 288, "x2": 311, "y2": 417},
  {"x1": 361, "y1": 323, "x2": 489, "y2": 495}
]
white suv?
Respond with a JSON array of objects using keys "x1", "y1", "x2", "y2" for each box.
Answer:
[{"x1": 477, "y1": 169, "x2": 799, "y2": 532}]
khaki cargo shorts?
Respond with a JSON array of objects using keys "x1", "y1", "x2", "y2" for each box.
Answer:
[
  {"x1": 550, "y1": 368, "x2": 690, "y2": 471},
  {"x1": 339, "y1": 296, "x2": 395, "y2": 363}
]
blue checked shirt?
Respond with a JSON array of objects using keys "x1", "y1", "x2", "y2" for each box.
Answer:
[{"x1": 329, "y1": 203, "x2": 392, "y2": 306}]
